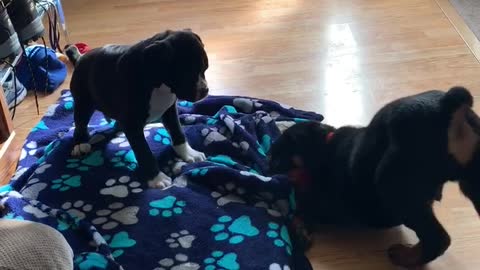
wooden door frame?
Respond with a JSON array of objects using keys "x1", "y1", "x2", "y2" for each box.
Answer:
[{"x1": 0, "y1": 83, "x2": 17, "y2": 183}]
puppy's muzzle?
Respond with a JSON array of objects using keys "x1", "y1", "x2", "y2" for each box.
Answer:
[
  {"x1": 197, "y1": 87, "x2": 209, "y2": 101},
  {"x1": 196, "y1": 77, "x2": 209, "y2": 101}
]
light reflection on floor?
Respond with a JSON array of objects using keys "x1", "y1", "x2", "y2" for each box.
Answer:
[{"x1": 321, "y1": 23, "x2": 371, "y2": 126}]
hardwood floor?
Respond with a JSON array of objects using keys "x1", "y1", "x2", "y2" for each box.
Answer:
[{"x1": 5, "y1": 0, "x2": 480, "y2": 268}]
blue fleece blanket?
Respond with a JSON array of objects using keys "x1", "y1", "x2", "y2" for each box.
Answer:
[{"x1": 1, "y1": 90, "x2": 323, "y2": 270}]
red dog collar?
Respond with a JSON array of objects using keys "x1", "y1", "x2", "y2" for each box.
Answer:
[{"x1": 326, "y1": 131, "x2": 335, "y2": 143}]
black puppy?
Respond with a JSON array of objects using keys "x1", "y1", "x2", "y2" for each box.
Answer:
[
  {"x1": 269, "y1": 87, "x2": 480, "y2": 267},
  {"x1": 65, "y1": 30, "x2": 209, "y2": 188}
]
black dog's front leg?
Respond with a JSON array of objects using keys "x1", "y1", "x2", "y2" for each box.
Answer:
[
  {"x1": 123, "y1": 124, "x2": 171, "y2": 188},
  {"x1": 375, "y1": 149, "x2": 451, "y2": 267},
  {"x1": 162, "y1": 102, "x2": 186, "y2": 146},
  {"x1": 162, "y1": 103, "x2": 206, "y2": 163},
  {"x1": 288, "y1": 215, "x2": 313, "y2": 252}
]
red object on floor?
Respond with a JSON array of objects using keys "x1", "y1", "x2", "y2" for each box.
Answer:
[{"x1": 75, "y1": 43, "x2": 90, "y2": 54}]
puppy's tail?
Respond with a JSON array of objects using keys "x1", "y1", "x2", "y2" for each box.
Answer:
[
  {"x1": 64, "y1": 44, "x2": 82, "y2": 66},
  {"x1": 441, "y1": 86, "x2": 474, "y2": 116}
]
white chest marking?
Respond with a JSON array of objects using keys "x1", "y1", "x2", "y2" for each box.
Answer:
[{"x1": 147, "y1": 84, "x2": 177, "y2": 123}]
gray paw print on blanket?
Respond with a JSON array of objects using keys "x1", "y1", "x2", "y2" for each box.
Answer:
[
  {"x1": 254, "y1": 192, "x2": 289, "y2": 217},
  {"x1": 211, "y1": 182, "x2": 246, "y2": 206},
  {"x1": 201, "y1": 127, "x2": 227, "y2": 146},
  {"x1": 92, "y1": 202, "x2": 139, "y2": 230},
  {"x1": 62, "y1": 200, "x2": 93, "y2": 220},
  {"x1": 254, "y1": 111, "x2": 274, "y2": 124},
  {"x1": 165, "y1": 230, "x2": 196, "y2": 249},
  {"x1": 231, "y1": 141, "x2": 249, "y2": 151},
  {"x1": 233, "y1": 98, "x2": 262, "y2": 113},
  {"x1": 100, "y1": 176, "x2": 143, "y2": 198},
  {"x1": 154, "y1": 253, "x2": 200, "y2": 270},
  {"x1": 21, "y1": 178, "x2": 47, "y2": 200}
]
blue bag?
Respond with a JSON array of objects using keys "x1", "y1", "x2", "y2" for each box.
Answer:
[{"x1": 17, "y1": 45, "x2": 67, "y2": 93}]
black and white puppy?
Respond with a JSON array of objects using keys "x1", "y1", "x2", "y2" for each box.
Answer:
[
  {"x1": 65, "y1": 30, "x2": 209, "y2": 188},
  {"x1": 269, "y1": 87, "x2": 480, "y2": 267}
]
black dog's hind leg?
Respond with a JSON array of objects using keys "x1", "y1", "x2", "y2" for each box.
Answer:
[
  {"x1": 122, "y1": 123, "x2": 172, "y2": 189},
  {"x1": 288, "y1": 215, "x2": 313, "y2": 252},
  {"x1": 375, "y1": 148, "x2": 450, "y2": 267},
  {"x1": 388, "y1": 205, "x2": 450, "y2": 267},
  {"x1": 71, "y1": 100, "x2": 95, "y2": 156}
]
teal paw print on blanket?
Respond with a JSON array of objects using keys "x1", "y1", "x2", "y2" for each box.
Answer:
[
  {"x1": 74, "y1": 252, "x2": 108, "y2": 270},
  {"x1": 179, "y1": 100, "x2": 194, "y2": 107},
  {"x1": 210, "y1": 215, "x2": 259, "y2": 244},
  {"x1": 204, "y1": 251, "x2": 239, "y2": 270},
  {"x1": 4, "y1": 212, "x2": 24, "y2": 220},
  {"x1": 32, "y1": 120, "x2": 48, "y2": 132},
  {"x1": 224, "y1": 105, "x2": 238, "y2": 114},
  {"x1": 149, "y1": 196, "x2": 186, "y2": 217},
  {"x1": 153, "y1": 128, "x2": 171, "y2": 145},
  {"x1": 111, "y1": 150, "x2": 137, "y2": 170},
  {"x1": 103, "y1": 231, "x2": 136, "y2": 258},
  {"x1": 37, "y1": 140, "x2": 60, "y2": 164},
  {"x1": 267, "y1": 222, "x2": 292, "y2": 255},
  {"x1": 61, "y1": 93, "x2": 74, "y2": 110},
  {"x1": 209, "y1": 155, "x2": 237, "y2": 167},
  {"x1": 256, "y1": 142, "x2": 267, "y2": 157},
  {"x1": 66, "y1": 150, "x2": 104, "y2": 171},
  {"x1": 51, "y1": 175, "x2": 81, "y2": 191},
  {"x1": 64, "y1": 101, "x2": 73, "y2": 110},
  {"x1": 57, "y1": 212, "x2": 80, "y2": 231},
  {"x1": 207, "y1": 118, "x2": 218, "y2": 125},
  {"x1": 206, "y1": 105, "x2": 237, "y2": 125},
  {"x1": 190, "y1": 168, "x2": 208, "y2": 177},
  {"x1": 294, "y1": 118, "x2": 309, "y2": 123},
  {"x1": 213, "y1": 106, "x2": 237, "y2": 118},
  {"x1": 259, "y1": 134, "x2": 271, "y2": 154},
  {"x1": 57, "y1": 219, "x2": 75, "y2": 231},
  {"x1": 99, "y1": 118, "x2": 115, "y2": 127}
]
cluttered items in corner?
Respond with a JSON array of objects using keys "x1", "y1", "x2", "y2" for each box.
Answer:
[{"x1": 0, "y1": 0, "x2": 74, "y2": 118}]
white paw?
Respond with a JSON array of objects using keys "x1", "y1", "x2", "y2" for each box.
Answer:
[
  {"x1": 71, "y1": 143, "x2": 91, "y2": 156},
  {"x1": 173, "y1": 143, "x2": 206, "y2": 163},
  {"x1": 148, "y1": 172, "x2": 173, "y2": 189}
]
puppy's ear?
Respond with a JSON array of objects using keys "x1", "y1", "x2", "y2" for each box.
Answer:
[
  {"x1": 143, "y1": 40, "x2": 173, "y2": 65},
  {"x1": 142, "y1": 40, "x2": 174, "y2": 87},
  {"x1": 183, "y1": 29, "x2": 203, "y2": 45}
]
